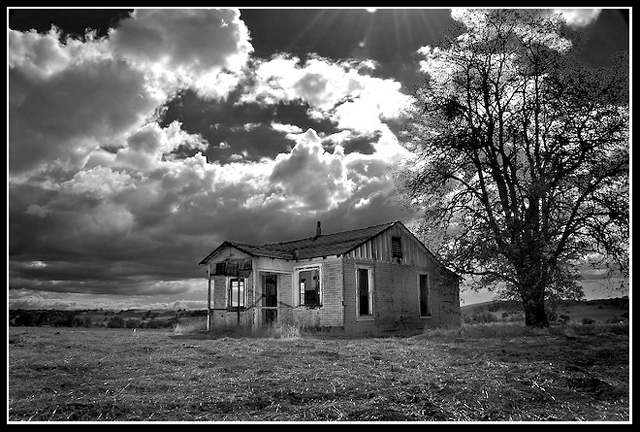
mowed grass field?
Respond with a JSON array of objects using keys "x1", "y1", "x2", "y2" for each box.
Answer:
[{"x1": 8, "y1": 323, "x2": 629, "y2": 422}]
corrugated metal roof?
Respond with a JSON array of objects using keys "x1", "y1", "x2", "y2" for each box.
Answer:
[{"x1": 199, "y1": 221, "x2": 397, "y2": 264}]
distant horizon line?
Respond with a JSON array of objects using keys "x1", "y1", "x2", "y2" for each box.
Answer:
[{"x1": 8, "y1": 295, "x2": 629, "y2": 312}]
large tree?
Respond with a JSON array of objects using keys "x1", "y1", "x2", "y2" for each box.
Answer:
[{"x1": 398, "y1": 9, "x2": 629, "y2": 327}]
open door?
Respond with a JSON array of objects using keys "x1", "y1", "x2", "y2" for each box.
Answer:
[{"x1": 263, "y1": 274, "x2": 278, "y2": 325}]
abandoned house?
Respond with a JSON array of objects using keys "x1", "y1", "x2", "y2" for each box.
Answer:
[{"x1": 199, "y1": 220, "x2": 461, "y2": 332}]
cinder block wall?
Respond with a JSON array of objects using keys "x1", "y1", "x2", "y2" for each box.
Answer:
[
  {"x1": 290, "y1": 256, "x2": 344, "y2": 328},
  {"x1": 274, "y1": 273, "x2": 294, "y2": 325},
  {"x1": 342, "y1": 258, "x2": 460, "y2": 332}
]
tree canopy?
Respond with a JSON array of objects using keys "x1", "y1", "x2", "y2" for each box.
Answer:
[{"x1": 398, "y1": 9, "x2": 629, "y2": 326}]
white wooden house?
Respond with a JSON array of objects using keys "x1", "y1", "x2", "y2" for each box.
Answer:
[{"x1": 199, "y1": 220, "x2": 460, "y2": 332}]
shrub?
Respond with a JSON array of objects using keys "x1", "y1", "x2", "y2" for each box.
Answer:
[
  {"x1": 581, "y1": 317, "x2": 596, "y2": 325},
  {"x1": 262, "y1": 322, "x2": 301, "y2": 339},
  {"x1": 107, "y1": 316, "x2": 126, "y2": 328},
  {"x1": 173, "y1": 317, "x2": 207, "y2": 335},
  {"x1": 464, "y1": 311, "x2": 498, "y2": 324},
  {"x1": 14, "y1": 311, "x2": 38, "y2": 326},
  {"x1": 80, "y1": 316, "x2": 93, "y2": 328},
  {"x1": 461, "y1": 322, "x2": 545, "y2": 338},
  {"x1": 125, "y1": 319, "x2": 140, "y2": 329},
  {"x1": 52, "y1": 312, "x2": 76, "y2": 327},
  {"x1": 143, "y1": 318, "x2": 174, "y2": 329},
  {"x1": 143, "y1": 319, "x2": 161, "y2": 328},
  {"x1": 195, "y1": 321, "x2": 303, "y2": 339}
]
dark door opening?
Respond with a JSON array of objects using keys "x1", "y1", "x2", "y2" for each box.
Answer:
[
  {"x1": 264, "y1": 274, "x2": 278, "y2": 325},
  {"x1": 419, "y1": 274, "x2": 430, "y2": 317}
]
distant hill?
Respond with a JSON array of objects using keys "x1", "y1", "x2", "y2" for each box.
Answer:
[
  {"x1": 9, "y1": 308, "x2": 208, "y2": 328},
  {"x1": 461, "y1": 297, "x2": 629, "y2": 324},
  {"x1": 9, "y1": 297, "x2": 629, "y2": 327}
]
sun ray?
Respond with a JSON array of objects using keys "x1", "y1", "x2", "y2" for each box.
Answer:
[{"x1": 284, "y1": 9, "x2": 331, "y2": 59}]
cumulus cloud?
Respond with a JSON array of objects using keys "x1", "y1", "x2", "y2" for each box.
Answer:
[
  {"x1": 107, "y1": 9, "x2": 254, "y2": 101},
  {"x1": 9, "y1": 9, "x2": 416, "y2": 309},
  {"x1": 553, "y1": 9, "x2": 601, "y2": 28},
  {"x1": 8, "y1": 26, "x2": 109, "y2": 76},
  {"x1": 270, "y1": 129, "x2": 353, "y2": 212},
  {"x1": 9, "y1": 54, "x2": 161, "y2": 175},
  {"x1": 59, "y1": 166, "x2": 135, "y2": 199},
  {"x1": 114, "y1": 121, "x2": 208, "y2": 171},
  {"x1": 241, "y1": 54, "x2": 362, "y2": 109},
  {"x1": 9, "y1": 8, "x2": 254, "y2": 178},
  {"x1": 109, "y1": 9, "x2": 252, "y2": 77},
  {"x1": 240, "y1": 53, "x2": 413, "y2": 132}
]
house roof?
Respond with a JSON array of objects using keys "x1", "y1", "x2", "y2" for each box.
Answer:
[{"x1": 199, "y1": 221, "x2": 397, "y2": 265}]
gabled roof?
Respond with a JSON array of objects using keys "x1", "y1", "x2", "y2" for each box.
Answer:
[{"x1": 199, "y1": 221, "x2": 397, "y2": 265}]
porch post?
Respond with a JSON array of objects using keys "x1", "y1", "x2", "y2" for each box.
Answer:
[
  {"x1": 206, "y1": 266, "x2": 212, "y2": 332},
  {"x1": 253, "y1": 261, "x2": 258, "y2": 328}
]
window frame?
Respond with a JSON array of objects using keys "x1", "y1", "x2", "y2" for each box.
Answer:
[
  {"x1": 418, "y1": 272, "x2": 431, "y2": 318},
  {"x1": 293, "y1": 265, "x2": 323, "y2": 308},
  {"x1": 355, "y1": 264, "x2": 374, "y2": 320},
  {"x1": 391, "y1": 236, "x2": 403, "y2": 259},
  {"x1": 227, "y1": 277, "x2": 247, "y2": 310}
]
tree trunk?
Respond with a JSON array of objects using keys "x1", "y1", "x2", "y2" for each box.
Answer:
[
  {"x1": 521, "y1": 285, "x2": 549, "y2": 328},
  {"x1": 513, "y1": 230, "x2": 551, "y2": 327}
]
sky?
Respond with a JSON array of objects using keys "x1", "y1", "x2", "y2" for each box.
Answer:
[{"x1": 7, "y1": 7, "x2": 630, "y2": 310}]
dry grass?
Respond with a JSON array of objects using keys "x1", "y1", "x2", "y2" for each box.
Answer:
[{"x1": 8, "y1": 323, "x2": 629, "y2": 422}]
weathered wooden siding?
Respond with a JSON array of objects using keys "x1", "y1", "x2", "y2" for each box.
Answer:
[
  {"x1": 343, "y1": 223, "x2": 432, "y2": 267},
  {"x1": 207, "y1": 245, "x2": 252, "y2": 263},
  {"x1": 254, "y1": 256, "x2": 294, "y2": 273}
]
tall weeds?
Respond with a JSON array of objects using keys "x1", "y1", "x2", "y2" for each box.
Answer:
[{"x1": 172, "y1": 318, "x2": 301, "y2": 339}]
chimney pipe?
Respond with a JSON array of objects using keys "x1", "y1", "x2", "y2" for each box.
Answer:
[{"x1": 316, "y1": 221, "x2": 322, "y2": 237}]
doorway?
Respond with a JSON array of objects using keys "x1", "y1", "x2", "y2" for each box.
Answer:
[{"x1": 263, "y1": 274, "x2": 278, "y2": 325}]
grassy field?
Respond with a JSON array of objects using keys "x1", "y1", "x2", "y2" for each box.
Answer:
[{"x1": 8, "y1": 322, "x2": 629, "y2": 422}]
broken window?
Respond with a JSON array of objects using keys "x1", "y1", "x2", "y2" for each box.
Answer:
[
  {"x1": 391, "y1": 236, "x2": 403, "y2": 259},
  {"x1": 296, "y1": 267, "x2": 321, "y2": 307},
  {"x1": 357, "y1": 266, "x2": 374, "y2": 317},
  {"x1": 228, "y1": 278, "x2": 246, "y2": 308}
]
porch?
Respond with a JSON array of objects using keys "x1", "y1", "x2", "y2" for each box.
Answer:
[{"x1": 205, "y1": 257, "x2": 294, "y2": 330}]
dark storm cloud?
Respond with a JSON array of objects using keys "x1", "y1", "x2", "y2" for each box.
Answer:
[
  {"x1": 8, "y1": 54, "x2": 159, "y2": 175},
  {"x1": 159, "y1": 89, "x2": 340, "y2": 163},
  {"x1": 328, "y1": 132, "x2": 380, "y2": 155}
]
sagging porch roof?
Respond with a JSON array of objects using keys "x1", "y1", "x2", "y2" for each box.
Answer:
[{"x1": 199, "y1": 221, "x2": 397, "y2": 265}]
